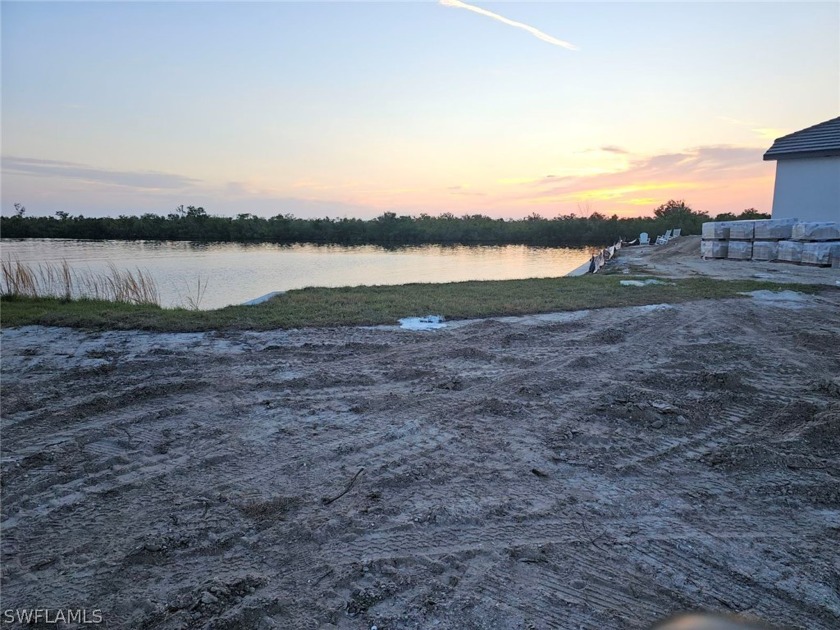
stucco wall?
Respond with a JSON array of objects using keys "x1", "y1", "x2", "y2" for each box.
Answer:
[{"x1": 771, "y1": 157, "x2": 840, "y2": 222}]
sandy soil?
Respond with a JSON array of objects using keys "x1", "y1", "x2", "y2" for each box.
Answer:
[
  {"x1": 2, "y1": 285, "x2": 840, "y2": 629},
  {"x1": 611, "y1": 236, "x2": 840, "y2": 286}
]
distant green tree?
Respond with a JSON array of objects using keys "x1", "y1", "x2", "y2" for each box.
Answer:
[
  {"x1": 736, "y1": 208, "x2": 771, "y2": 220},
  {"x1": 653, "y1": 199, "x2": 693, "y2": 218},
  {"x1": 715, "y1": 208, "x2": 771, "y2": 221},
  {"x1": 185, "y1": 206, "x2": 206, "y2": 219},
  {"x1": 0, "y1": 198, "x2": 747, "y2": 246}
]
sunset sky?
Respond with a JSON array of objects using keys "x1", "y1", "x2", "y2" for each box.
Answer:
[{"x1": 2, "y1": 1, "x2": 838, "y2": 219}]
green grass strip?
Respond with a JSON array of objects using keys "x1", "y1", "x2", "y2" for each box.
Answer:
[{"x1": 0, "y1": 276, "x2": 829, "y2": 332}]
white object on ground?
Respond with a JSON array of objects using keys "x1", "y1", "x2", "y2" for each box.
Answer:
[
  {"x1": 566, "y1": 259, "x2": 592, "y2": 276},
  {"x1": 639, "y1": 232, "x2": 650, "y2": 245},
  {"x1": 656, "y1": 229, "x2": 673, "y2": 245},
  {"x1": 242, "y1": 291, "x2": 284, "y2": 306},
  {"x1": 634, "y1": 303, "x2": 674, "y2": 313},
  {"x1": 620, "y1": 279, "x2": 670, "y2": 287},
  {"x1": 399, "y1": 315, "x2": 447, "y2": 330}
]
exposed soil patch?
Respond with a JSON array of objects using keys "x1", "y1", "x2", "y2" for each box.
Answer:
[{"x1": 2, "y1": 292, "x2": 840, "y2": 629}]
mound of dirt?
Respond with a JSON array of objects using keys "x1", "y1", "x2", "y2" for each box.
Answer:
[{"x1": 646, "y1": 235, "x2": 704, "y2": 260}]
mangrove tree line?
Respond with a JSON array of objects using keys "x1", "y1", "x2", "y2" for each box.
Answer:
[{"x1": 1, "y1": 201, "x2": 768, "y2": 247}]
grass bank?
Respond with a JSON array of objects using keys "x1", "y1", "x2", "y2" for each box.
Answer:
[{"x1": 0, "y1": 276, "x2": 829, "y2": 332}]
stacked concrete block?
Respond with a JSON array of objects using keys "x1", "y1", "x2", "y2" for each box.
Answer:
[
  {"x1": 751, "y1": 241, "x2": 779, "y2": 261},
  {"x1": 701, "y1": 221, "x2": 731, "y2": 259},
  {"x1": 702, "y1": 219, "x2": 840, "y2": 267},
  {"x1": 702, "y1": 222, "x2": 731, "y2": 239},
  {"x1": 791, "y1": 222, "x2": 840, "y2": 241},
  {"x1": 801, "y1": 242, "x2": 840, "y2": 266},
  {"x1": 749, "y1": 219, "x2": 800, "y2": 261},
  {"x1": 777, "y1": 241, "x2": 804, "y2": 263},
  {"x1": 754, "y1": 218, "x2": 797, "y2": 240},
  {"x1": 700, "y1": 240, "x2": 729, "y2": 259},
  {"x1": 727, "y1": 241, "x2": 753, "y2": 260},
  {"x1": 790, "y1": 222, "x2": 840, "y2": 267},
  {"x1": 728, "y1": 220, "x2": 756, "y2": 240}
]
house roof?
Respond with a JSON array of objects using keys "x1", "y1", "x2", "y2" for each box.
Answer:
[{"x1": 763, "y1": 116, "x2": 840, "y2": 161}]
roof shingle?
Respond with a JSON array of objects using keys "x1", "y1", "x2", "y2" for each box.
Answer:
[{"x1": 763, "y1": 116, "x2": 840, "y2": 160}]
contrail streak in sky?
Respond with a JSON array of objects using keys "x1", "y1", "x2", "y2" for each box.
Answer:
[{"x1": 440, "y1": 0, "x2": 579, "y2": 51}]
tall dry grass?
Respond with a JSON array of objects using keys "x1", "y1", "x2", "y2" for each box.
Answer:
[
  {"x1": 1, "y1": 259, "x2": 160, "y2": 306},
  {"x1": 182, "y1": 275, "x2": 209, "y2": 311}
]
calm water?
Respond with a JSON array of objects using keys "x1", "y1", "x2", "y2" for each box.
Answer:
[{"x1": 1, "y1": 239, "x2": 595, "y2": 309}]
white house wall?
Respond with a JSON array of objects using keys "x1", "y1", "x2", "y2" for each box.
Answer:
[{"x1": 771, "y1": 157, "x2": 840, "y2": 222}]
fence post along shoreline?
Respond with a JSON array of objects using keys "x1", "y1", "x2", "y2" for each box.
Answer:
[{"x1": 584, "y1": 239, "x2": 623, "y2": 274}]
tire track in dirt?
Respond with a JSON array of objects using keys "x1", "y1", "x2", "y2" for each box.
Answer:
[
  {"x1": 3, "y1": 293, "x2": 840, "y2": 629},
  {"x1": 477, "y1": 563, "x2": 669, "y2": 628},
  {"x1": 613, "y1": 400, "x2": 755, "y2": 472},
  {"x1": 321, "y1": 513, "x2": 805, "y2": 565},
  {"x1": 635, "y1": 539, "x2": 839, "y2": 630}
]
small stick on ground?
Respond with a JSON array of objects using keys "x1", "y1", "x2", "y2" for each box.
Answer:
[
  {"x1": 322, "y1": 467, "x2": 365, "y2": 505},
  {"x1": 312, "y1": 567, "x2": 334, "y2": 586},
  {"x1": 577, "y1": 511, "x2": 608, "y2": 552}
]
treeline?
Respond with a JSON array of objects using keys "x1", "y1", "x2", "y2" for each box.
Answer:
[{"x1": 1, "y1": 201, "x2": 768, "y2": 248}]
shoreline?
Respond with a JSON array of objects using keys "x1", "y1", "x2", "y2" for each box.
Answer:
[{"x1": 3, "y1": 275, "x2": 827, "y2": 332}]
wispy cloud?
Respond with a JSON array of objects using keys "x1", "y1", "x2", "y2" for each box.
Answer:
[
  {"x1": 536, "y1": 145, "x2": 765, "y2": 192},
  {"x1": 505, "y1": 145, "x2": 773, "y2": 214},
  {"x1": 439, "y1": 0, "x2": 578, "y2": 51},
  {"x1": 717, "y1": 116, "x2": 789, "y2": 143},
  {"x1": 2, "y1": 156, "x2": 199, "y2": 190}
]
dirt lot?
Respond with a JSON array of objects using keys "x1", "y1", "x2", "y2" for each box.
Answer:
[
  {"x1": 2, "y1": 285, "x2": 840, "y2": 628},
  {"x1": 611, "y1": 235, "x2": 840, "y2": 286}
]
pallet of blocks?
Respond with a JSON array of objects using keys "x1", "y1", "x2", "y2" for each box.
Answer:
[
  {"x1": 701, "y1": 239, "x2": 728, "y2": 259},
  {"x1": 728, "y1": 220, "x2": 755, "y2": 240},
  {"x1": 777, "y1": 241, "x2": 804, "y2": 263},
  {"x1": 753, "y1": 218, "x2": 798, "y2": 240},
  {"x1": 751, "y1": 241, "x2": 779, "y2": 261},
  {"x1": 701, "y1": 221, "x2": 731, "y2": 239},
  {"x1": 791, "y1": 222, "x2": 840, "y2": 241},
  {"x1": 726, "y1": 240, "x2": 753, "y2": 260},
  {"x1": 801, "y1": 241, "x2": 840, "y2": 266}
]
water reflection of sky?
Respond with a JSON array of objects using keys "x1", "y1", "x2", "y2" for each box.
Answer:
[{"x1": 2, "y1": 239, "x2": 596, "y2": 309}]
